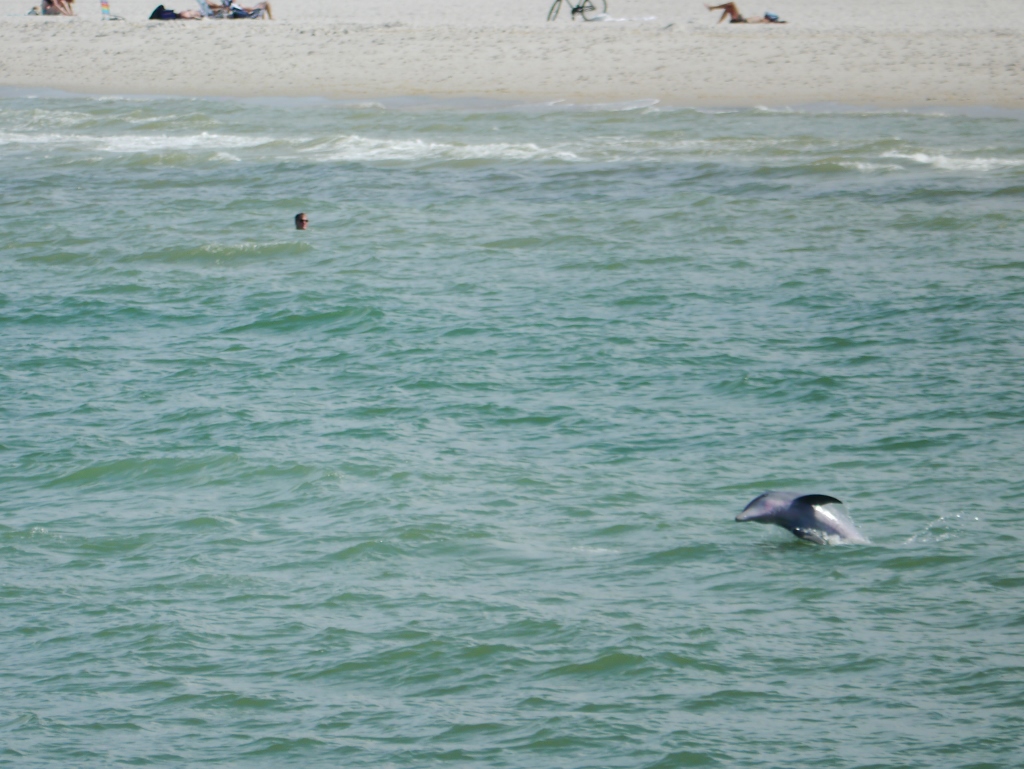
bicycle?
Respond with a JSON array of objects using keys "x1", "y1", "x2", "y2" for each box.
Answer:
[{"x1": 547, "y1": 0, "x2": 607, "y2": 22}]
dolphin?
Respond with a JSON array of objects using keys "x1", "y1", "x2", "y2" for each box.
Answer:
[{"x1": 736, "y1": 491, "x2": 870, "y2": 544}]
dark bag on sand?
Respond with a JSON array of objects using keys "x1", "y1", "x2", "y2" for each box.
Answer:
[{"x1": 149, "y1": 4, "x2": 180, "y2": 18}]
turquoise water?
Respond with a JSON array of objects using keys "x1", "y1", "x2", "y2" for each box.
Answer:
[{"x1": 2, "y1": 91, "x2": 1023, "y2": 767}]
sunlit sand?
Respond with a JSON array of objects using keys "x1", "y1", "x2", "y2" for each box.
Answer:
[{"x1": 1, "y1": 0, "x2": 1022, "y2": 107}]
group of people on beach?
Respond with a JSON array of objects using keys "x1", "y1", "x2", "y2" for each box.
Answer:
[
  {"x1": 148, "y1": 2, "x2": 272, "y2": 20},
  {"x1": 33, "y1": 0, "x2": 270, "y2": 17},
  {"x1": 35, "y1": 1, "x2": 777, "y2": 23}
]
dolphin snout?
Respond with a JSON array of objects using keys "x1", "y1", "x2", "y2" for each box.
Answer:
[{"x1": 735, "y1": 491, "x2": 774, "y2": 522}]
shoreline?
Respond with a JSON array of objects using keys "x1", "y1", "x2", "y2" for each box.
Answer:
[
  {"x1": 1, "y1": 1, "x2": 1023, "y2": 109},
  {"x1": 6, "y1": 86, "x2": 1024, "y2": 121}
]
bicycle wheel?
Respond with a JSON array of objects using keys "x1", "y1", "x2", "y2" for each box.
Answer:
[
  {"x1": 579, "y1": 0, "x2": 607, "y2": 21},
  {"x1": 547, "y1": 0, "x2": 562, "y2": 21}
]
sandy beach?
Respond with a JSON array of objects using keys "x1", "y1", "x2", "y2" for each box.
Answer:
[{"x1": 1, "y1": 0, "x2": 1023, "y2": 108}]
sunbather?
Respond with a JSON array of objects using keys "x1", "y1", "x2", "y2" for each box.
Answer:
[
  {"x1": 41, "y1": 0, "x2": 75, "y2": 15},
  {"x1": 230, "y1": 1, "x2": 272, "y2": 19},
  {"x1": 705, "y1": 3, "x2": 785, "y2": 24},
  {"x1": 206, "y1": 0, "x2": 272, "y2": 19},
  {"x1": 150, "y1": 4, "x2": 201, "y2": 18}
]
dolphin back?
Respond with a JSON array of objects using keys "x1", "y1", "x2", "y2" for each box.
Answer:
[
  {"x1": 735, "y1": 491, "x2": 798, "y2": 522},
  {"x1": 791, "y1": 494, "x2": 870, "y2": 544}
]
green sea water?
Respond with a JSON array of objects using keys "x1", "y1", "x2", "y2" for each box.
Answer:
[{"x1": 2, "y1": 91, "x2": 1023, "y2": 768}]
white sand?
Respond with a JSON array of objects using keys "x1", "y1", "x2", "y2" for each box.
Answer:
[{"x1": 1, "y1": 0, "x2": 1022, "y2": 107}]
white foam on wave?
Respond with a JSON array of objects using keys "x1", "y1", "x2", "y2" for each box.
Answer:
[
  {"x1": 343, "y1": 101, "x2": 388, "y2": 111},
  {"x1": 837, "y1": 161, "x2": 904, "y2": 173},
  {"x1": 0, "y1": 130, "x2": 62, "y2": 146},
  {"x1": 583, "y1": 98, "x2": 661, "y2": 112},
  {"x1": 530, "y1": 98, "x2": 660, "y2": 113},
  {"x1": 16, "y1": 109, "x2": 96, "y2": 130},
  {"x1": 97, "y1": 132, "x2": 277, "y2": 154},
  {"x1": 903, "y1": 512, "x2": 981, "y2": 545},
  {"x1": 0, "y1": 130, "x2": 277, "y2": 153},
  {"x1": 14, "y1": 125, "x2": 992, "y2": 171},
  {"x1": 95, "y1": 95, "x2": 148, "y2": 102},
  {"x1": 754, "y1": 105, "x2": 796, "y2": 114},
  {"x1": 571, "y1": 545, "x2": 619, "y2": 556},
  {"x1": 317, "y1": 134, "x2": 581, "y2": 162},
  {"x1": 123, "y1": 115, "x2": 189, "y2": 126},
  {"x1": 0, "y1": 128, "x2": 586, "y2": 162},
  {"x1": 882, "y1": 151, "x2": 1024, "y2": 172}
]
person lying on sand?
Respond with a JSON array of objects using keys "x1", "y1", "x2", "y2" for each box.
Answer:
[
  {"x1": 705, "y1": 3, "x2": 785, "y2": 24},
  {"x1": 41, "y1": 0, "x2": 74, "y2": 15},
  {"x1": 149, "y1": 4, "x2": 201, "y2": 18},
  {"x1": 229, "y1": 1, "x2": 272, "y2": 19},
  {"x1": 208, "y1": 1, "x2": 272, "y2": 19}
]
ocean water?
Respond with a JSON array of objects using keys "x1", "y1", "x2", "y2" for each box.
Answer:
[{"x1": 2, "y1": 91, "x2": 1023, "y2": 768}]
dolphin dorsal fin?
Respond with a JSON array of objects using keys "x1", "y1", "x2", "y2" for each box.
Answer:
[{"x1": 795, "y1": 494, "x2": 843, "y2": 507}]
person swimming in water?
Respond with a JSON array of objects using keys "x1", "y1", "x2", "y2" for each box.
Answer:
[{"x1": 705, "y1": 3, "x2": 785, "y2": 24}]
